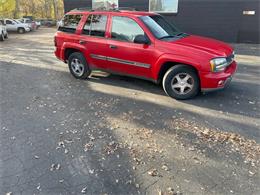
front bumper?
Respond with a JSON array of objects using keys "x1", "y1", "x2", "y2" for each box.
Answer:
[
  {"x1": 200, "y1": 61, "x2": 237, "y2": 92},
  {"x1": 25, "y1": 27, "x2": 31, "y2": 32}
]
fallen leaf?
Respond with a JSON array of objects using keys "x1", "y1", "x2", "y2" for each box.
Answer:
[
  {"x1": 148, "y1": 169, "x2": 158, "y2": 176},
  {"x1": 162, "y1": 164, "x2": 169, "y2": 171},
  {"x1": 81, "y1": 187, "x2": 87, "y2": 194},
  {"x1": 167, "y1": 187, "x2": 175, "y2": 195}
]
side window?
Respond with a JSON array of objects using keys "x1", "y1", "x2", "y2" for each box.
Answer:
[
  {"x1": 58, "y1": 14, "x2": 82, "y2": 33},
  {"x1": 82, "y1": 14, "x2": 107, "y2": 38},
  {"x1": 111, "y1": 16, "x2": 145, "y2": 43},
  {"x1": 82, "y1": 15, "x2": 92, "y2": 35},
  {"x1": 6, "y1": 20, "x2": 13, "y2": 25}
]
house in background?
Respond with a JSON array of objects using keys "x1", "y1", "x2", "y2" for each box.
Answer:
[{"x1": 63, "y1": 0, "x2": 259, "y2": 43}]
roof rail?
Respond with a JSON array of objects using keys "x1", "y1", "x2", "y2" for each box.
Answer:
[
  {"x1": 118, "y1": 7, "x2": 138, "y2": 11},
  {"x1": 71, "y1": 7, "x2": 138, "y2": 12},
  {"x1": 71, "y1": 7, "x2": 94, "y2": 12}
]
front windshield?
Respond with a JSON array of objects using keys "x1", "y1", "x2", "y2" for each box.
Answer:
[{"x1": 140, "y1": 15, "x2": 185, "y2": 40}]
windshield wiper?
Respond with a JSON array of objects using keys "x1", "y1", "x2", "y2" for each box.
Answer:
[
  {"x1": 175, "y1": 32, "x2": 184, "y2": 36},
  {"x1": 159, "y1": 35, "x2": 175, "y2": 40},
  {"x1": 159, "y1": 32, "x2": 186, "y2": 40}
]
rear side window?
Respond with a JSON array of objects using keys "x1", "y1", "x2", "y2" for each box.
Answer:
[
  {"x1": 82, "y1": 14, "x2": 107, "y2": 38},
  {"x1": 111, "y1": 16, "x2": 145, "y2": 42},
  {"x1": 58, "y1": 14, "x2": 82, "y2": 33}
]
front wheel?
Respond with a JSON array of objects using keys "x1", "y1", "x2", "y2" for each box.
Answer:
[
  {"x1": 162, "y1": 65, "x2": 200, "y2": 100},
  {"x1": 4, "y1": 32, "x2": 8, "y2": 39},
  {"x1": 68, "y1": 52, "x2": 91, "y2": 79}
]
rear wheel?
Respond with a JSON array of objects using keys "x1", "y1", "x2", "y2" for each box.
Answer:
[
  {"x1": 18, "y1": 28, "x2": 25, "y2": 34},
  {"x1": 68, "y1": 52, "x2": 91, "y2": 79},
  {"x1": 162, "y1": 65, "x2": 200, "y2": 100},
  {"x1": 0, "y1": 32, "x2": 4, "y2": 41}
]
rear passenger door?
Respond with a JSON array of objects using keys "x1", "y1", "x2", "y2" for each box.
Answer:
[{"x1": 78, "y1": 14, "x2": 109, "y2": 69}]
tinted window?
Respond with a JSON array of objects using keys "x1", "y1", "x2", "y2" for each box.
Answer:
[
  {"x1": 82, "y1": 14, "x2": 107, "y2": 37},
  {"x1": 82, "y1": 15, "x2": 92, "y2": 35},
  {"x1": 111, "y1": 16, "x2": 145, "y2": 43},
  {"x1": 6, "y1": 20, "x2": 12, "y2": 24},
  {"x1": 58, "y1": 14, "x2": 82, "y2": 33},
  {"x1": 140, "y1": 15, "x2": 182, "y2": 40}
]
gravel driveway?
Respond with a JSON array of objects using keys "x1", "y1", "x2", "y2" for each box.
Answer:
[{"x1": 0, "y1": 28, "x2": 259, "y2": 195}]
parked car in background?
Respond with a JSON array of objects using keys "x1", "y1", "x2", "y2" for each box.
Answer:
[
  {"x1": 0, "y1": 19, "x2": 8, "y2": 41},
  {"x1": 18, "y1": 18, "x2": 37, "y2": 31},
  {"x1": 40, "y1": 19, "x2": 56, "y2": 27},
  {"x1": 56, "y1": 19, "x2": 62, "y2": 27},
  {"x1": 4, "y1": 19, "x2": 30, "y2": 33},
  {"x1": 35, "y1": 21, "x2": 41, "y2": 29},
  {"x1": 55, "y1": 9, "x2": 237, "y2": 100}
]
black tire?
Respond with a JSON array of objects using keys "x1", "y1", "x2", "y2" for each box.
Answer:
[
  {"x1": 18, "y1": 28, "x2": 25, "y2": 34},
  {"x1": 0, "y1": 32, "x2": 4, "y2": 41},
  {"x1": 68, "y1": 52, "x2": 91, "y2": 79},
  {"x1": 4, "y1": 32, "x2": 8, "y2": 39},
  {"x1": 162, "y1": 65, "x2": 200, "y2": 100}
]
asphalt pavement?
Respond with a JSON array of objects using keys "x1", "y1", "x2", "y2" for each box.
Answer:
[{"x1": 0, "y1": 28, "x2": 259, "y2": 195}]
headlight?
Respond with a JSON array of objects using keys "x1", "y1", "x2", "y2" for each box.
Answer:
[{"x1": 210, "y1": 57, "x2": 228, "y2": 72}]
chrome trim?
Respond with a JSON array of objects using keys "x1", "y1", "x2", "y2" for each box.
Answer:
[
  {"x1": 90, "y1": 54, "x2": 107, "y2": 61},
  {"x1": 107, "y1": 57, "x2": 150, "y2": 68},
  {"x1": 90, "y1": 53, "x2": 151, "y2": 69}
]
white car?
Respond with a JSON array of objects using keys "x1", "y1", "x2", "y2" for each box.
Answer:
[
  {"x1": 18, "y1": 18, "x2": 37, "y2": 31},
  {"x1": 4, "y1": 19, "x2": 30, "y2": 33},
  {"x1": 0, "y1": 20, "x2": 8, "y2": 41}
]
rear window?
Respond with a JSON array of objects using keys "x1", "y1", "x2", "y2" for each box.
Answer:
[
  {"x1": 58, "y1": 14, "x2": 83, "y2": 33},
  {"x1": 82, "y1": 14, "x2": 107, "y2": 38}
]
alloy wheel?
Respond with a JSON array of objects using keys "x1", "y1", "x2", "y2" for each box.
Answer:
[
  {"x1": 171, "y1": 73, "x2": 194, "y2": 95},
  {"x1": 71, "y1": 58, "x2": 84, "y2": 77}
]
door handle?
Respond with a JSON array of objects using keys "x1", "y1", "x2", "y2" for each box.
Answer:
[
  {"x1": 79, "y1": 40, "x2": 86, "y2": 44},
  {"x1": 109, "y1": 45, "x2": 117, "y2": 49}
]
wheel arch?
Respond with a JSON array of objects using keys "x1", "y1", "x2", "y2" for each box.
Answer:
[
  {"x1": 62, "y1": 44, "x2": 86, "y2": 62},
  {"x1": 64, "y1": 48, "x2": 82, "y2": 62},
  {"x1": 157, "y1": 61, "x2": 200, "y2": 84}
]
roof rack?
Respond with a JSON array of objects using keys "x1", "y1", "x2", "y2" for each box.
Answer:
[
  {"x1": 71, "y1": 7, "x2": 138, "y2": 12},
  {"x1": 118, "y1": 7, "x2": 138, "y2": 11}
]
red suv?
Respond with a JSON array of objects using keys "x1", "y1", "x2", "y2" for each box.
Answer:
[{"x1": 54, "y1": 9, "x2": 237, "y2": 99}]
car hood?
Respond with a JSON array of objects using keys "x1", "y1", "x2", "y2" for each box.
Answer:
[{"x1": 174, "y1": 35, "x2": 233, "y2": 57}]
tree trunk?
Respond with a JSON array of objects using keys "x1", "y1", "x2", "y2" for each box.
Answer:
[
  {"x1": 13, "y1": 0, "x2": 19, "y2": 18},
  {"x1": 53, "y1": 0, "x2": 57, "y2": 20}
]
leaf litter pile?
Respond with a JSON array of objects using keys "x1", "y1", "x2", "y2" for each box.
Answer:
[{"x1": 168, "y1": 117, "x2": 260, "y2": 166}]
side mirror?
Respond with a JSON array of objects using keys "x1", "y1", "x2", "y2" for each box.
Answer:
[{"x1": 134, "y1": 34, "x2": 150, "y2": 45}]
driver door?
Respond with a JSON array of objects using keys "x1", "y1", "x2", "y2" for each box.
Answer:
[
  {"x1": 106, "y1": 16, "x2": 157, "y2": 79},
  {"x1": 5, "y1": 20, "x2": 16, "y2": 31}
]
